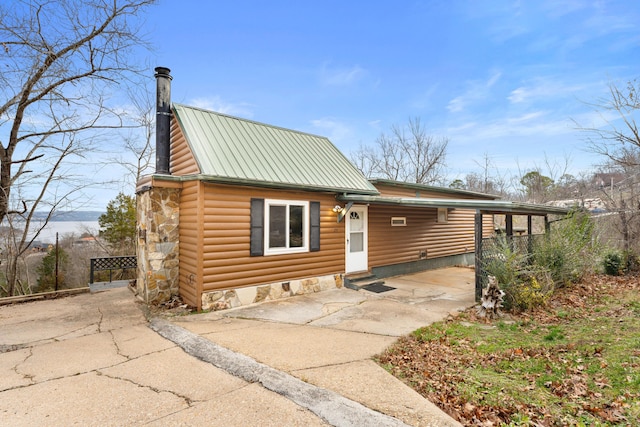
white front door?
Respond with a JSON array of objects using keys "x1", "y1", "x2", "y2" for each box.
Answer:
[{"x1": 345, "y1": 205, "x2": 368, "y2": 273}]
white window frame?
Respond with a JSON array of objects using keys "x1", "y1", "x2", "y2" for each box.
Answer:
[{"x1": 264, "y1": 199, "x2": 309, "y2": 256}]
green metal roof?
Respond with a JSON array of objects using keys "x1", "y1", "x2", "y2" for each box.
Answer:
[
  {"x1": 172, "y1": 104, "x2": 378, "y2": 195},
  {"x1": 336, "y1": 194, "x2": 572, "y2": 216}
]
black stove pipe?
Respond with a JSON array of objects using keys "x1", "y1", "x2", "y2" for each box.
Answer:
[{"x1": 155, "y1": 66, "x2": 172, "y2": 175}]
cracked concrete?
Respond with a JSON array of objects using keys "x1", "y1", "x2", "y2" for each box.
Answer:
[
  {"x1": 1, "y1": 267, "x2": 472, "y2": 426},
  {"x1": 1, "y1": 287, "x2": 325, "y2": 426},
  {"x1": 151, "y1": 319, "x2": 409, "y2": 427},
  {"x1": 170, "y1": 267, "x2": 474, "y2": 427}
]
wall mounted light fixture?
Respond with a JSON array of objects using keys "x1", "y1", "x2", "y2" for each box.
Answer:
[{"x1": 332, "y1": 205, "x2": 343, "y2": 213}]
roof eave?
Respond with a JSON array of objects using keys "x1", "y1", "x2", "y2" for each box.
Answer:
[
  {"x1": 152, "y1": 174, "x2": 380, "y2": 195},
  {"x1": 369, "y1": 178, "x2": 500, "y2": 200},
  {"x1": 336, "y1": 194, "x2": 571, "y2": 216}
]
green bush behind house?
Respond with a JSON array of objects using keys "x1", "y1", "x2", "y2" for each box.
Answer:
[{"x1": 484, "y1": 210, "x2": 598, "y2": 310}]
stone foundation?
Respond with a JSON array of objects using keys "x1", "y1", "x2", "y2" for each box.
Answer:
[
  {"x1": 201, "y1": 274, "x2": 344, "y2": 311},
  {"x1": 136, "y1": 185, "x2": 180, "y2": 305}
]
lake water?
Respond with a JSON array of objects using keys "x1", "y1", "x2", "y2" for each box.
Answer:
[{"x1": 29, "y1": 221, "x2": 101, "y2": 244}]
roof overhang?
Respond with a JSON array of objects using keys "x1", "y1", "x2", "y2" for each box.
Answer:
[
  {"x1": 370, "y1": 179, "x2": 499, "y2": 200},
  {"x1": 145, "y1": 173, "x2": 380, "y2": 195},
  {"x1": 336, "y1": 194, "x2": 571, "y2": 216}
]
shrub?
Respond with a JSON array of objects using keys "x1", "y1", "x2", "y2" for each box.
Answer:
[
  {"x1": 623, "y1": 250, "x2": 640, "y2": 272},
  {"x1": 483, "y1": 209, "x2": 597, "y2": 311},
  {"x1": 483, "y1": 236, "x2": 553, "y2": 311},
  {"x1": 603, "y1": 251, "x2": 623, "y2": 275},
  {"x1": 36, "y1": 247, "x2": 69, "y2": 292},
  {"x1": 533, "y1": 210, "x2": 596, "y2": 286},
  {"x1": 501, "y1": 270, "x2": 554, "y2": 311},
  {"x1": 483, "y1": 234, "x2": 530, "y2": 287}
]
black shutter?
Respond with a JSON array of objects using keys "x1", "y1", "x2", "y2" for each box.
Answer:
[
  {"x1": 310, "y1": 201, "x2": 320, "y2": 252},
  {"x1": 250, "y1": 198, "x2": 264, "y2": 256}
]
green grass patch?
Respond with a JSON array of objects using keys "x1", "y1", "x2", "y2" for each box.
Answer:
[{"x1": 377, "y1": 275, "x2": 640, "y2": 425}]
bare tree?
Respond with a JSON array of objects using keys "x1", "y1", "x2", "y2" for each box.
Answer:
[
  {"x1": 466, "y1": 153, "x2": 510, "y2": 196},
  {"x1": 350, "y1": 142, "x2": 380, "y2": 182},
  {"x1": 111, "y1": 84, "x2": 156, "y2": 187},
  {"x1": 351, "y1": 118, "x2": 449, "y2": 184},
  {"x1": 514, "y1": 154, "x2": 575, "y2": 203},
  {"x1": 591, "y1": 164, "x2": 640, "y2": 254},
  {"x1": 577, "y1": 79, "x2": 640, "y2": 253},
  {"x1": 0, "y1": 0, "x2": 155, "y2": 295},
  {"x1": 580, "y1": 80, "x2": 640, "y2": 168}
]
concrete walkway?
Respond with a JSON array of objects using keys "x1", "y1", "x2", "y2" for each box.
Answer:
[{"x1": 0, "y1": 267, "x2": 474, "y2": 426}]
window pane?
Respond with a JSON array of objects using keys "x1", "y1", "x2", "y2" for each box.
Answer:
[
  {"x1": 350, "y1": 232, "x2": 363, "y2": 252},
  {"x1": 349, "y1": 211, "x2": 363, "y2": 231},
  {"x1": 269, "y1": 205, "x2": 286, "y2": 248},
  {"x1": 289, "y1": 205, "x2": 304, "y2": 248}
]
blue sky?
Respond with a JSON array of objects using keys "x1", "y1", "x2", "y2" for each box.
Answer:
[
  {"x1": 85, "y1": 0, "x2": 638, "y2": 209},
  {"x1": 141, "y1": 1, "x2": 639, "y2": 178}
]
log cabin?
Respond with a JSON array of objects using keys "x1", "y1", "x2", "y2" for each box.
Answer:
[{"x1": 136, "y1": 67, "x2": 569, "y2": 310}]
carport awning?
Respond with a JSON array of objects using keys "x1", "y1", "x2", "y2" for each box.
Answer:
[{"x1": 336, "y1": 194, "x2": 571, "y2": 216}]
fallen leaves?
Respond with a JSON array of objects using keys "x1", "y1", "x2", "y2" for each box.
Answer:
[{"x1": 377, "y1": 273, "x2": 640, "y2": 426}]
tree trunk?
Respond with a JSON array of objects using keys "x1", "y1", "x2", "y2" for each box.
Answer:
[
  {"x1": 477, "y1": 275, "x2": 505, "y2": 319},
  {"x1": 0, "y1": 150, "x2": 12, "y2": 225},
  {"x1": 619, "y1": 200, "x2": 631, "y2": 253},
  {"x1": 6, "y1": 253, "x2": 19, "y2": 296}
]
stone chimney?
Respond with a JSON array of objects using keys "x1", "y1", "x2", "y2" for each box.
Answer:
[{"x1": 135, "y1": 66, "x2": 180, "y2": 306}]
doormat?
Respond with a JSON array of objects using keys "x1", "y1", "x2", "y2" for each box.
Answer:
[{"x1": 362, "y1": 282, "x2": 396, "y2": 293}]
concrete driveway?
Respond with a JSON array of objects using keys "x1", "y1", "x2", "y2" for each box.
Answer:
[
  {"x1": 168, "y1": 267, "x2": 474, "y2": 426},
  {"x1": 0, "y1": 267, "x2": 474, "y2": 427},
  {"x1": 209, "y1": 266, "x2": 475, "y2": 336}
]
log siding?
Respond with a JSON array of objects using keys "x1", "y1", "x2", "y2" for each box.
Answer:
[
  {"x1": 180, "y1": 183, "x2": 345, "y2": 297},
  {"x1": 368, "y1": 205, "x2": 480, "y2": 267},
  {"x1": 170, "y1": 120, "x2": 199, "y2": 175},
  {"x1": 367, "y1": 183, "x2": 495, "y2": 268},
  {"x1": 177, "y1": 180, "x2": 201, "y2": 307}
]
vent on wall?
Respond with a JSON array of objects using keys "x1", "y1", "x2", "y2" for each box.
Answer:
[
  {"x1": 437, "y1": 208, "x2": 448, "y2": 223},
  {"x1": 391, "y1": 217, "x2": 407, "y2": 226}
]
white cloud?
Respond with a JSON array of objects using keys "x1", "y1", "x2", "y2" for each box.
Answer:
[
  {"x1": 505, "y1": 111, "x2": 547, "y2": 125},
  {"x1": 320, "y1": 63, "x2": 367, "y2": 86},
  {"x1": 310, "y1": 117, "x2": 352, "y2": 143},
  {"x1": 486, "y1": 71, "x2": 502, "y2": 87},
  {"x1": 446, "y1": 110, "x2": 573, "y2": 145},
  {"x1": 583, "y1": 3, "x2": 636, "y2": 35},
  {"x1": 190, "y1": 96, "x2": 254, "y2": 118},
  {"x1": 541, "y1": 0, "x2": 588, "y2": 19},
  {"x1": 447, "y1": 96, "x2": 466, "y2": 113},
  {"x1": 570, "y1": 108, "x2": 623, "y2": 131},
  {"x1": 458, "y1": 0, "x2": 530, "y2": 42},
  {"x1": 409, "y1": 83, "x2": 440, "y2": 110},
  {"x1": 508, "y1": 87, "x2": 528, "y2": 104},
  {"x1": 508, "y1": 78, "x2": 585, "y2": 104},
  {"x1": 447, "y1": 70, "x2": 502, "y2": 113}
]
